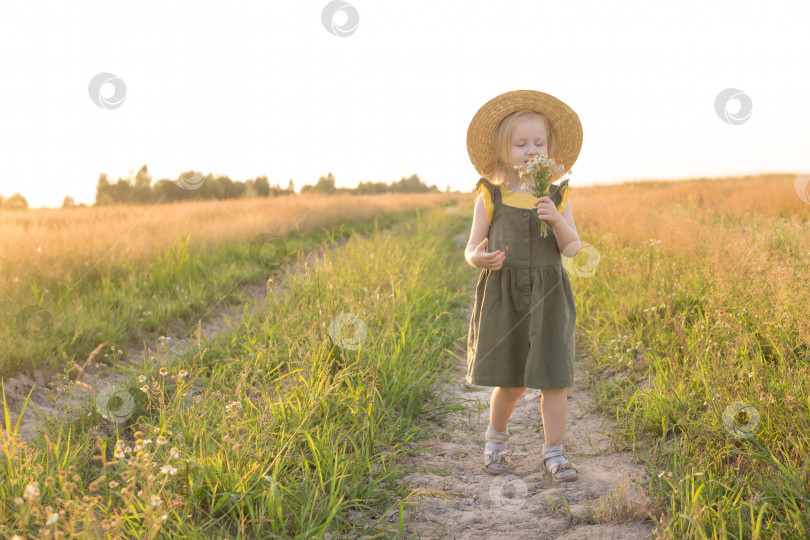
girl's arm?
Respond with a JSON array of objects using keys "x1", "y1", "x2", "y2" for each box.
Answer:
[
  {"x1": 550, "y1": 200, "x2": 581, "y2": 257},
  {"x1": 465, "y1": 193, "x2": 505, "y2": 270}
]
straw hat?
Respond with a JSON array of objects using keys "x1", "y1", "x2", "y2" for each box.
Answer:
[{"x1": 466, "y1": 89, "x2": 583, "y2": 180}]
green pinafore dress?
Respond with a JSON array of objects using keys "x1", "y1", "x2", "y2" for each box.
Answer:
[{"x1": 466, "y1": 177, "x2": 577, "y2": 389}]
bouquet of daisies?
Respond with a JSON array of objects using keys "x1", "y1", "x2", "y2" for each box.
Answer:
[{"x1": 513, "y1": 154, "x2": 568, "y2": 238}]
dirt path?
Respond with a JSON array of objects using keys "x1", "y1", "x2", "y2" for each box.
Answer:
[
  {"x1": 0, "y1": 236, "x2": 352, "y2": 450},
  {"x1": 382, "y1": 235, "x2": 657, "y2": 539}
]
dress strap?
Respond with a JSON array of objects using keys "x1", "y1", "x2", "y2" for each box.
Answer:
[
  {"x1": 475, "y1": 177, "x2": 498, "y2": 225},
  {"x1": 549, "y1": 178, "x2": 572, "y2": 213}
]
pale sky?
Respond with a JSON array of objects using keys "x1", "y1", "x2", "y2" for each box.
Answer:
[{"x1": 1, "y1": 0, "x2": 808, "y2": 209}]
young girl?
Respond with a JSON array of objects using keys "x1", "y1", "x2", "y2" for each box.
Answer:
[{"x1": 464, "y1": 89, "x2": 582, "y2": 483}]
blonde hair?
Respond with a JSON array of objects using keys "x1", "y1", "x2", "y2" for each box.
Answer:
[{"x1": 489, "y1": 110, "x2": 564, "y2": 186}]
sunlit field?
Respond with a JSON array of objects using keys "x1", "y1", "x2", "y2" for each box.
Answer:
[
  {"x1": 1, "y1": 173, "x2": 808, "y2": 538},
  {"x1": 0, "y1": 192, "x2": 450, "y2": 376},
  {"x1": 573, "y1": 172, "x2": 810, "y2": 537}
]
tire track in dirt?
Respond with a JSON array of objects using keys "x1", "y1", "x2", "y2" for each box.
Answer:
[
  {"x1": 380, "y1": 234, "x2": 657, "y2": 539},
  {"x1": 0, "y1": 235, "x2": 358, "y2": 450}
]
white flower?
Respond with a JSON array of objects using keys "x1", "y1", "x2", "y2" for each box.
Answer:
[
  {"x1": 169, "y1": 447, "x2": 181, "y2": 459},
  {"x1": 160, "y1": 465, "x2": 177, "y2": 475},
  {"x1": 23, "y1": 483, "x2": 40, "y2": 500},
  {"x1": 47, "y1": 512, "x2": 59, "y2": 524},
  {"x1": 150, "y1": 495, "x2": 162, "y2": 506}
]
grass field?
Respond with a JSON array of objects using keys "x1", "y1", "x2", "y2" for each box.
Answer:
[
  {"x1": 1, "y1": 173, "x2": 808, "y2": 538},
  {"x1": 0, "y1": 192, "x2": 447, "y2": 377}
]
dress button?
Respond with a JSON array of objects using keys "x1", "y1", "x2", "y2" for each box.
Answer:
[
  {"x1": 523, "y1": 238, "x2": 529, "y2": 243},
  {"x1": 522, "y1": 211, "x2": 528, "y2": 216},
  {"x1": 523, "y1": 260, "x2": 528, "y2": 266},
  {"x1": 523, "y1": 286, "x2": 529, "y2": 292}
]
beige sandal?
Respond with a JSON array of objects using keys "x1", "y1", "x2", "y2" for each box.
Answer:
[
  {"x1": 542, "y1": 448, "x2": 579, "y2": 483},
  {"x1": 483, "y1": 428, "x2": 512, "y2": 475}
]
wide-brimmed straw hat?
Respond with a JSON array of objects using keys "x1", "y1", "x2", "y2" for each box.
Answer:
[{"x1": 466, "y1": 89, "x2": 583, "y2": 180}]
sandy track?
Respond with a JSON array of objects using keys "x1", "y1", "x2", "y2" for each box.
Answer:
[
  {"x1": 0, "y1": 237, "x2": 350, "y2": 450},
  {"x1": 380, "y1": 235, "x2": 657, "y2": 539}
]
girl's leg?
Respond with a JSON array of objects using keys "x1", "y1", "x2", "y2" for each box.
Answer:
[
  {"x1": 540, "y1": 387, "x2": 578, "y2": 481},
  {"x1": 540, "y1": 387, "x2": 567, "y2": 446},
  {"x1": 490, "y1": 386, "x2": 526, "y2": 432}
]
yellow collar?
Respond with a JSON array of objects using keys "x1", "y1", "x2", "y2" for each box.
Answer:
[{"x1": 498, "y1": 186, "x2": 537, "y2": 209}]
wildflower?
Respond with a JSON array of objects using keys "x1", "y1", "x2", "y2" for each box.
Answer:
[
  {"x1": 513, "y1": 153, "x2": 567, "y2": 237},
  {"x1": 109, "y1": 480, "x2": 119, "y2": 489},
  {"x1": 160, "y1": 465, "x2": 178, "y2": 475},
  {"x1": 23, "y1": 483, "x2": 40, "y2": 500},
  {"x1": 150, "y1": 495, "x2": 162, "y2": 506},
  {"x1": 140, "y1": 385, "x2": 149, "y2": 393},
  {"x1": 169, "y1": 447, "x2": 181, "y2": 459},
  {"x1": 114, "y1": 448, "x2": 125, "y2": 459},
  {"x1": 157, "y1": 435, "x2": 167, "y2": 445},
  {"x1": 44, "y1": 476, "x2": 55, "y2": 486},
  {"x1": 178, "y1": 370, "x2": 188, "y2": 378},
  {"x1": 139, "y1": 375, "x2": 146, "y2": 383},
  {"x1": 159, "y1": 367, "x2": 168, "y2": 377},
  {"x1": 47, "y1": 513, "x2": 59, "y2": 525}
]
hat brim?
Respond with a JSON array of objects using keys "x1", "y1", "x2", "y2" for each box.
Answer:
[{"x1": 466, "y1": 90, "x2": 583, "y2": 181}]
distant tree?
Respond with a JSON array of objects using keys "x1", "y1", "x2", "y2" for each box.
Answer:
[
  {"x1": 3, "y1": 193, "x2": 28, "y2": 210},
  {"x1": 109, "y1": 177, "x2": 133, "y2": 203},
  {"x1": 305, "y1": 172, "x2": 335, "y2": 194},
  {"x1": 95, "y1": 173, "x2": 111, "y2": 205},
  {"x1": 254, "y1": 176, "x2": 270, "y2": 197},
  {"x1": 135, "y1": 164, "x2": 152, "y2": 188},
  {"x1": 62, "y1": 195, "x2": 77, "y2": 208},
  {"x1": 243, "y1": 183, "x2": 258, "y2": 199}
]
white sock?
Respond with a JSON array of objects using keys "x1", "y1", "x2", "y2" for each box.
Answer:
[
  {"x1": 485, "y1": 424, "x2": 508, "y2": 454},
  {"x1": 543, "y1": 444, "x2": 567, "y2": 469}
]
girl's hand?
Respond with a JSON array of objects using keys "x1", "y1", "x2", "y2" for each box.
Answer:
[
  {"x1": 535, "y1": 196, "x2": 561, "y2": 227},
  {"x1": 471, "y1": 238, "x2": 505, "y2": 270}
]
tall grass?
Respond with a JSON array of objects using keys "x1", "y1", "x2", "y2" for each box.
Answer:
[
  {"x1": 1, "y1": 203, "x2": 475, "y2": 537},
  {"x1": 0, "y1": 192, "x2": 454, "y2": 376},
  {"x1": 573, "y1": 173, "x2": 809, "y2": 538}
]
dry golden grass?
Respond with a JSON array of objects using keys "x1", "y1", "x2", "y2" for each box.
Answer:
[
  {"x1": 0, "y1": 192, "x2": 457, "y2": 293},
  {"x1": 570, "y1": 172, "x2": 810, "y2": 348},
  {"x1": 570, "y1": 172, "x2": 807, "y2": 246}
]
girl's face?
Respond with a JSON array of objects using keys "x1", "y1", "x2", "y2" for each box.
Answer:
[{"x1": 509, "y1": 115, "x2": 549, "y2": 177}]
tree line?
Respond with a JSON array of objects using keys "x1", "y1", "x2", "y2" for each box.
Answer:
[{"x1": 0, "y1": 165, "x2": 444, "y2": 210}]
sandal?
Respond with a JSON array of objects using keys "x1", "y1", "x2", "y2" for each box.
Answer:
[
  {"x1": 542, "y1": 448, "x2": 579, "y2": 483},
  {"x1": 483, "y1": 428, "x2": 512, "y2": 475}
]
